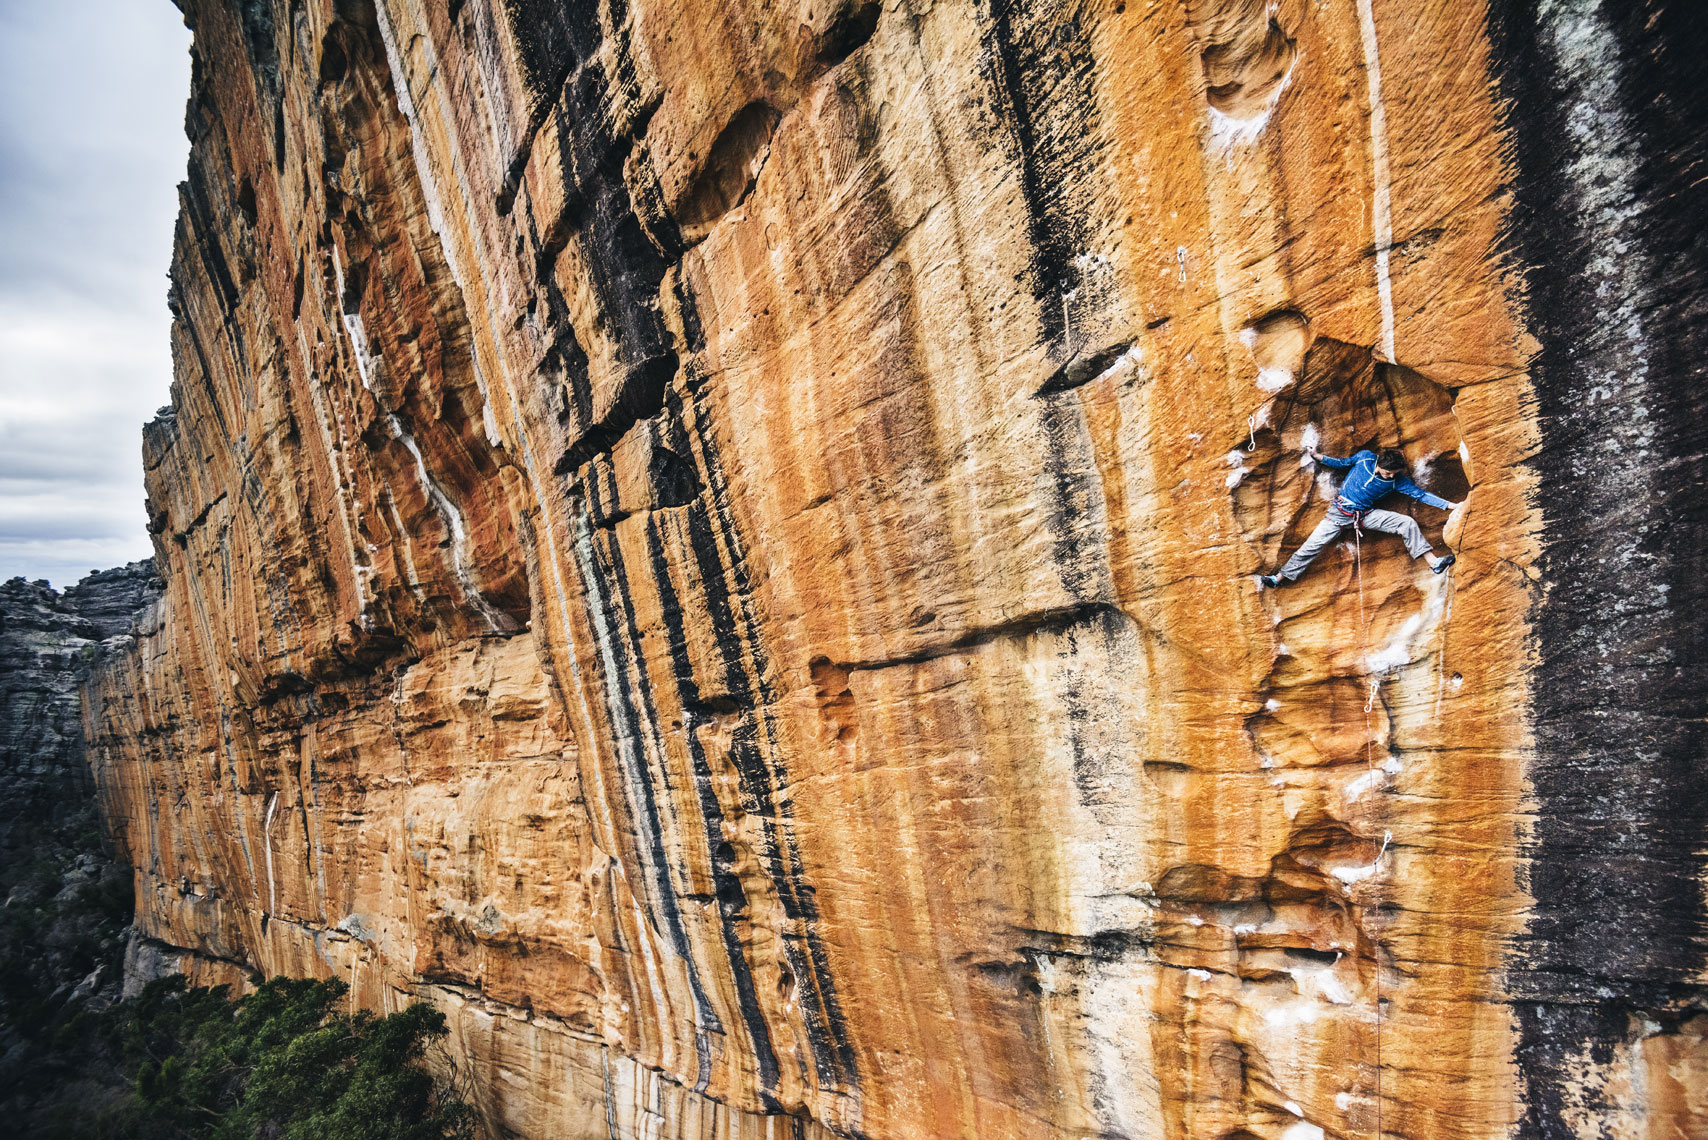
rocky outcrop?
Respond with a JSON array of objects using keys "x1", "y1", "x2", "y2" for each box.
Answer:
[
  {"x1": 0, "y1": 562, "x2": 158, "y2": 1078},
  {"x1": 1, "y1": 563, "x2": 158, "y2": 847},
  {"x1": 86, "y1": 1, "x2": 1707, "y2": 1137}
]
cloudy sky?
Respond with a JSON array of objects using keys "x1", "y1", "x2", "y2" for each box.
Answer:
[{"x1": 0, "y1": 0, "x2": 191, "y2": 587}]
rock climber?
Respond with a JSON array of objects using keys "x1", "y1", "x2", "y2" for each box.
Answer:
[{"x1": 1259, "y1": 446, "x2": 1460, "y2": 588}]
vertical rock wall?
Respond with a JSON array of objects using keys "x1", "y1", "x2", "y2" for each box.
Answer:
[
  {"x1": 85, "y1": 0, "x2": 1707, "y2": 1137},
  {"x1": 1492, "y1": 1, "x2": 1708, "y2": 1133}
]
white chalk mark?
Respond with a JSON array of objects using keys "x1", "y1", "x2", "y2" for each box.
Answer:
[
  {"x1": 1205, "y1": 62, "x2": 1296, "y2": 152},
  {"x1": 1344, "y1": 768, "x2": 1383, "y2": 801},
  {"x1": 1368, "y1": 570, "x2": 1450, "y2": 674}
]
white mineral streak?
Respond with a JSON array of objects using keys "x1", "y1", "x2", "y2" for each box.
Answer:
[
  {"x1": 263, "y1": 791, "x2": 279, "y2": 915},
  {"x1": 1356, "y1": 0, "x2": 1397, "y2": 363},
  {"x1": 1095, "y1": 344, "x2": 1144, "y2": 386},
  {"x1": 294, "y1": 323, "x2": 370, "y2": 616},
  {"x1": 1292, "y1": 962, "x2": 1354, "y2": 1005},
  {"x1": 330, "y1": 245, "x2": 379, "y2": 392},
  {"x1": 326, "y1": 247, "x2": 391, "y2": 629},
  {"x1": 1263, "y1": 998, "x2": 1321, "y2": 1028},
  {"x1": 381, "y1": 488, "x2": 428, "y2": 602},
  {"x1": 372, "y1": 1, "x2": 502, "y2": 448},
  {"x1": 367, "y1": 4, "x2": 628, "y2": 864},
  {"x1": 368, "y1": 6, "x2": 619, "y2": 841},
  {"x1": 385, "y1": 413, "x2": 506, "y2": 631},
  {"x1": 1330, "y1": 861, "x2": 1376, "y2": 885}
]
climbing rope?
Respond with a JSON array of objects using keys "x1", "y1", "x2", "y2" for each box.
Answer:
[
  {"x1": 1351, "y1": 516, "x2": 1385, "y2": 1139},
  {"x1": 1353, "y1": 517, "x2": 1375, "y2": 738},
  {"x1": 1434, "y1": 498, "x2": 1466, "y2": 720}
]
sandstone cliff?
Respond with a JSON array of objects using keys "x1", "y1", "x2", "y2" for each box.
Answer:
[{"x1": 87, "y1": 0, "x2": 1708, "y2": 1137}]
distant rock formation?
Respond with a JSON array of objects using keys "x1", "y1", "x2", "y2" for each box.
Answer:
[
  {"x1": 86, "y1": 1, "x2": 1708, "y2": 1137},
  {"x1": 0, "y1": 561, "x2": 158, "y2": 1078},
  {"x1": 1, "y1": 562, "x2": 158, "y2": 848}
]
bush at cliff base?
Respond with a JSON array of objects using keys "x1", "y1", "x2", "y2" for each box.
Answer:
[{"x1": 28, "y1": 975, "x2": 476, "y2": 1140}]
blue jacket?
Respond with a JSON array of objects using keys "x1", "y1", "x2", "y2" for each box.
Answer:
[{"x1": 1318, "y1": 449, "x2": 1453, "y2": 512}]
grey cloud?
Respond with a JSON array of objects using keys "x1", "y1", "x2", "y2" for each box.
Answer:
[{"x1": 0, "y1": 0, "x2": 190, "y2": 586}]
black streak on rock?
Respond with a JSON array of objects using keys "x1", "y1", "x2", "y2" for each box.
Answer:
[
  {"x1": 979, "y1": 0, "x2": 1104, "y2": 353},
  {"x1": 1490, "y1": 0, "x2": 1708, "y2": 1132},
  {"x1": 571, "y1": 514, "x2": 726, "y2": 1059},
  {"x1": 670, "y1": 322, "x2": 861, "y2": 1092},
  {"x1": 643, "y1": 517, "x2": 783, "y2": 1107}
]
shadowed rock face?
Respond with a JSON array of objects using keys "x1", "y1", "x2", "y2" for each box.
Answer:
[
  {"x1": 2, "y1": 563, "x2": 159, "y2": 849},
  {"x1": 84, "y1": 0, "x2": 1706, "y2": 1137},
  {"x1": 0, "y1": 562, "x2": 158, "y2": 1042}
]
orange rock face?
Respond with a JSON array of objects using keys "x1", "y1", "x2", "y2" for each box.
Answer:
[{"x1": 86, "y1": 0, "x2": 1708, "y2": 1137}]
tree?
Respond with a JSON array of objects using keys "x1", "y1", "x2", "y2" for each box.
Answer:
[{"x1": 26, "y1": 975, "x2": 475, "y2": 1140}]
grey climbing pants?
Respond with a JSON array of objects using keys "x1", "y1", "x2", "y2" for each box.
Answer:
[{"x1": 1277, "y1": 504, "x2": 1432, "y2": 581}]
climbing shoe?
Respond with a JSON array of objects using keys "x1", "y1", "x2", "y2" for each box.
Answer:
[
  {"x1": 1432, "y1": 553, "x2": 1456, "y2": 574},
  {"x1": 1260, "y1": 574, "x2": 1284, "y2": 589}
]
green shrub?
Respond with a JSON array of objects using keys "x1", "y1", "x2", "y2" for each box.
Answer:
[{"x1": 19, "y1": 975, "x2": 475, "y2": 1140}]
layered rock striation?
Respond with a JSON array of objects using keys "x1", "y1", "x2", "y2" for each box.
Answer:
[{"x1": 87, "y1": 0, "x2": 1708, "y2": 1137}]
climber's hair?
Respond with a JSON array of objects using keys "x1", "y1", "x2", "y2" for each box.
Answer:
[{"x1": 1376, "y1": 448, "x2": 1407, "y2": 474}]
